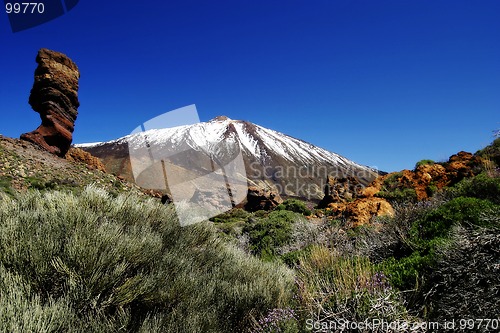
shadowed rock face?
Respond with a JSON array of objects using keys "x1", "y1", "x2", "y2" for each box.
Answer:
[
  {"x1": 244, "y1": 186, "x2": 283, "y2": 212},
  {"x1": 21, "y1": 48, "x2": 80, "y2": 157}
]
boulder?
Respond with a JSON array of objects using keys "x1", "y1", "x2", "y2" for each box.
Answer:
[
  {"x1": 445, "y1": 151, "x2": 482, "y2": 184},
  {"x1": 317, "y1": 176, "x2": 363, "y2": 208},
  {"x1": 345, "y1": 197, "x2": 394, "y2": 227},
  {"x1": 326, "y1": 197, "x2": 394, "y2": 227},
  {"x1": 21, "y1": 48, "x2": 80, "y2": 157},
  {"x1": 244, "y1": 186, "x2": 283, "y2": 212}
]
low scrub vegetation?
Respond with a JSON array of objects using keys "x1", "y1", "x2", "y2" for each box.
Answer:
[
  {"x1": 243, "y1": 210, "x2": 302, "y2": 260},
  {"x1": 2, "y1": 137, "x2": 499, "y2": 332},
  {"x1": 374, "y1": 172, "x2": 500, "y2": 319},
  {"x1": 276, "y1": 199, "x2": 312, "y2": 216},
  {"x1": 0, "y1": 186, "x2": 294, "y2": 332},
  {"x1": 295, "y1": 246, "x2": 414, "y2": 326}
]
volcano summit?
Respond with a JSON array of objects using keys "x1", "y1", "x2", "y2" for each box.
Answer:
[{"x1": 77, "y1": 116, "x2": 379, "y2": 201}]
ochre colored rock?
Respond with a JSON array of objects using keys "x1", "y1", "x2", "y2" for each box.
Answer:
[
  {"x1": 445, "y1": 151, "x2": 482, "y2": 185},
  {"x1": 345, "y1": 197, "x2": 394, "y2": 227},
  {"x1": 317, "y1": 176, "x2": 365, "y2": 208},
  {"x1": 65, "y1": 147, "x2": 106, "y2": 172},
  {"x1": 319, "y1": 150, "x2": 485, "y2": 227},
  {"x1": 359, "y1": 176, "x2": 385, "y2": 197},
  {"x1": 244, "y1": 186, "x2": 283, "y2": 212},
  {"x1": 361, "y1": 151, "x2": 483, "y2": 203},
  {"x1": 21, "y1": 48, "x2": 80, "y2": 157},
  {"x1": 326, "y1": 197, "x2": 393, "y2": 227}
]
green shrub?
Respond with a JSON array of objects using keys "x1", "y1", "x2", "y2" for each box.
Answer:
[
  {"x1": 414, "y1": 159, "x2": 435, "y2": 170},
  {"x1": 243, "y1": 210, "x2": 300, "y2": 260},
  {"x1": 380, "y1": 251, "x2": 436, "y2": 291},
  {"x1": 280, "y1": 245, "x2": 313, "y2": 267},
  {"x1": 412, "y1": 196, "x2": 498, "y2": 243},
  {"x1": 376, "y1": 188, "x2": 417, "y2": 203},
  {"x1": 426, "y1": 184, "x2": 438, "y2": 197},
  {"x1": 383, "y1": 172, "x2": 403, "y2": 188},
  {"x1": 276, "y1": 199, "x2": 312, "y2": 216},
  {"x1": 449, "y1": 173, "x2": 500, "y2": 204},
  {"x1": 381, "y1": 196, "x2": 499, "y2": 290},
  {"x1": 25, "y1": 176, "x2": 58, "y2": 191},
  {"x1": 210, "y1": 208, "x2": 251, "y2": 223},
  {"x1": 253, "y1": 210, "x2": 269, "y2": 218},
  {"x1": 0, "y1": 186, "x2": 294, "y2": 332}
]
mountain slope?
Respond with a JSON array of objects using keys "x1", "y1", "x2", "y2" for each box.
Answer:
[{"x1": 77, "y1": 116, "x2": 379, "y2": 200}]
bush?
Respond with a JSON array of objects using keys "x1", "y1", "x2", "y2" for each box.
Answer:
[
  {"x1": 383, "y1": 172, "x2": 403, "y2": 189},
  {"x1": 380, "y1": 196, "x2": 499, "y2": 291},
  {"x1": 276, "y1": 199, "x2": 312, "y2": 216},
  {"x1": 420, "y1": 226, "x2": 500, "y2": 323},
  {"x1": 0, "y1": 176, "x2": 15, "y2": 198},
  {"x1": 414, "y1": 159, "x2": 435, "y2": 170},
  {"x1": 449, "y1": 173, "x2": 500, "y2": 204},
  {"x1": 296, "y1": 246, "x2": 416, "y2": 327},
  {"x1": 412, "y1": 196, "x2": 498, "y2": 243},
  {"x1": 243, "y1": 211, "x2": 302, "y2": 260},
  {"x1": 25, "y1": 176, "x2": 58, "y2": 191},
  {"x1": 280, "y1": 246, "x2": 313, "y2": 267},
  {"x1": 0, "y1": 186, "x2": 294, "y2": 332},
  {"x1": 376, "y1": 188, "x2": 417, "y2": 203},
  {"x1": 380, "y1": 251, "x2": 436, "y2": 291},
  {"x1": 210, "y1": 208, "x2": 251, "y2": 223}
]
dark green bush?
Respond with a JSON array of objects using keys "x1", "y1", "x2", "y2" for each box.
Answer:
[
  {"x1": 25, "y1": 177, "x2": 58, "y2": 191},
  {"x1": 280, "y1": 245, "x2": 313, "y2": 267},
  {"x1": 426, "y1": 184, "x2": 438, "y2": 197},
  {"x1": 276, "y1": 198, "x2": 312, "y2": 216},
  {"x1": 210, "y1": 208, "x2": 251, "y2": 223},
  {"x1": 380, "y1": 251, "x2": 436, "y2": 290},
  {"x1": 383, "y1": 172, "x2": 403, "y2": 188},
  {"x1": 449, "y1": 173, "x2": 500, "y2": 204},
  {"x1": 0, "y1": 176, "x2": 15, "y2": 198},
  {"x1": 253, "y1": 210, "x2": 269, "y2": 218},
  {"x1": 243, "y1": 210, "x2": 299, "y2": 260},
  {"x1": 382, "y1": 196, "x2": 499, "y2": 290},
  {"x1": 412, "y1": 196, "x2": 498, "y2": 243},
  {"x1": 376, "y1": 188, "x2": 417, "y2": 203}
]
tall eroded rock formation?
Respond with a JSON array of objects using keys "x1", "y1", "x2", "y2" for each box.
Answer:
[{"x1": 21, "y1": 48, "x2": 80, "y2": 157}]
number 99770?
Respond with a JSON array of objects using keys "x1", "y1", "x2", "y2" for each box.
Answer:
[{"x1": 6, "y1": 2, "x2": 45, "y2": 14}]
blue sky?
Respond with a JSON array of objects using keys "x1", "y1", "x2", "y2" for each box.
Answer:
[{"x1": 1, "y1": 0, "x2": 499, "y2": 172}]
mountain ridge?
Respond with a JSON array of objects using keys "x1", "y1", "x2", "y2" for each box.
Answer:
[{"x1": 77, "y1": 116, "x2": 380, "y2": 200}]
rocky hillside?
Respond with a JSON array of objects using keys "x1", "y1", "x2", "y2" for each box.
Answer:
[
  {"x1": 0, "y1": 135, "x2": 145, "y2": 197},
  {"x1": 312, "y1": 149, "x2": 491, "y2": 227}
]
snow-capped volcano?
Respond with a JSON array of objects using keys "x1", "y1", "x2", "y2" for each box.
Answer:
[{"x1": 77, "y1": 116, "x2": 379, "y2": 200}]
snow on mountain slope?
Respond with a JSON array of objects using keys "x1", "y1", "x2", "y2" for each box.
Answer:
[{"x1": 76, "y1": 116, "x2": 379, "y2": 200}]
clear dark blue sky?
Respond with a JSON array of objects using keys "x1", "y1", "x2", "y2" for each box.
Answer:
[{"x1": 1, "y1": 0, "x2": 499, "y2": 171}]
